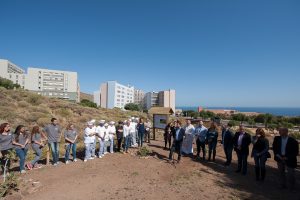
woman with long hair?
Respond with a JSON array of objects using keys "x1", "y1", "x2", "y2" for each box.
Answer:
[
  {"x1": 207, "y1": 122, "x2": 219, "y2": 162},
  {"x1": 30, "y1": 126, "x2": 47, "y2": 169},
  {"x1": 64, "y1": 123, "x2": 78, "y2": 164},
  {"x1": 0, "y1": 123, "x2": 14, "y2": 175},
  {"x1": 12, "y1": 125, "x2": 30, "y2": 173},
  {"x1": 251, "y1": 128, "x2": 270, "y2": 181}
]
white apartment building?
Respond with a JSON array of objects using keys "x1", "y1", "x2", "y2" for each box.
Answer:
[
  {"x1": 144, "y1": 89, "x2": 176, "y2": 111},
  {"x1": 25, "y1": 67, "x2": 80, "y2": 102},
  {"x1": 134, "y1": 89, "x2": 145, "y2": 106},
  {"x1": 93, "y1": 90, "x2": 101, "y2": 106},
  {"x1": 0, "y1": 59, "x2": 26, "y2": 88},
  {"x1": 94, "y1": 81, "x2": 134, "y2": 109}
]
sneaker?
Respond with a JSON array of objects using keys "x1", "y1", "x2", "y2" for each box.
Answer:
[
  {"x1": 26, "y1": 163, "x2": 33, "y2": 170},
  {"x1": 104, "y1": 152, "x2": 108, "y2": 155},
  {"x1": 20, "y1": 170, "x2": 26, "y2": 174},
  {"x1": 88, "y1": 157, "x2": 94, "y2": 160},
  {"x1": 53, "y1": 163, "x2": 58, "y2": 166},
  {"x1": 34, "y1": 164, "x2": 42, "y2": 169},
  {"x1": 73, "y1": 159, "x2": 78, "y2": 162},
  {"x1": 65, "y1": 161, "x2": 70, "y2": 165},
  {"x1": 98, "y1": 156, "x2": 102, "y2": 158},
  {"x1": 84, "y1": 159, "x2": 87, "y2": 162},
  {"x1": 110, "y1": 151, "x2": 114, "y2": 154}
]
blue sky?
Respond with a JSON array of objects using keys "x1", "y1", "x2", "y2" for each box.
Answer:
[{"x1": 0, "y1": 0, "x2": 299, "y2": 107}]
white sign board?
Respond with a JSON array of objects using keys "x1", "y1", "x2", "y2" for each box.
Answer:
[{"x1": 154, "y1": 114, "x2": 168, "y2": 129}]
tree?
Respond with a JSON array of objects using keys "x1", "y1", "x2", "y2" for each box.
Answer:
[
  {"x1": 231, "y1": 113, "x2": 249, "y2": 123},
  {"x1": 124, "y1": 103, "x2": 141, "y2": 111},
  {"x1": 0, "y1": 77, "x2": 20, "y2": 89},
  {"x1": 80, "y1": 99, "x2": 97, "y2": 108}
]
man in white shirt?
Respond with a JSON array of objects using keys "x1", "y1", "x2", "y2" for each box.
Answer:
[
  {"x1": 181, "y1": 120, "x2": 195, "y2": 155},
  {"x1": 108, "y1": 121, "x2": 116, "y2": 153},
  {"x1": 96, "y1": 120, "x2": 106, "y2": 158},
  {"x1": 129, "y1": 118, "x2": 138, "y2": 147},
  {"x1": 123, "y1": 121, "x2": 132, "y2": 153},
  {"x1": 90, "y1": 119, "x2": 97, "y2": 158},
  {"x1": 84, "y1": 122, "x2": 96, "y2": 162}
]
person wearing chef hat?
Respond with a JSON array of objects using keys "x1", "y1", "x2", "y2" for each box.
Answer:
[
  {"x1": 84, "y1": 121, "x2": 96, "y2": 162},
  {"x1": 90, "y1": 119, "x2": 97, "y2": 158},
  {"x1": 103, "y1": 123, "x2": 110, "y2": 155},
  {"x1": 108, "y1": 121, "x2": 116, "y2": 153},
  {"x1": 130, "y1": 117, "x2": 138, "y2": 147},
  {"x1": 96, "y1": 120, "x2": 106, "y2": 158}
]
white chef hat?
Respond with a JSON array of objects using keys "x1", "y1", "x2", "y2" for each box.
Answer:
[
  {"x1": 109, "y1": 121, "x2": 115, "y2": 125},
  {"x1": 87, "y1": 121, "x2": 93, "y2": 126},
  {"x1": 128, "y1": 119, "x2": 132, "y2": 122},
  {"x1": 90, "y1": 119, "x2": 96, "y2": 124},
  {"x1": 131, "y1": 117, "x2": 135, "y2": 120},
  {"x1": 104, "y1": 123, "x2": 109, "y2": 127},
  {"x1": 99, "y1": 120, "x2": 105, "y2": 124}
]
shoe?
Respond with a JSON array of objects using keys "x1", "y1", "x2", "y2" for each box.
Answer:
[
  {"x1": 66, "y1": 161, "x2": 69, "y2": 165},
  {"x1": 98, "y1": 156, "x2": 102, "y2": 158},
  {"x1": 73, "y1": 159, "x2": 78, "y2": 162},
  {"x1": 26, "y1": 163, "x2": 33, "y2": 170},
  {"x1": 104, "y1": 152, "x2": 108, "y2": 155},
  {"x1": 20, "y1": 170, "x2": 26, "y2": 174},
  {"x1": 53, "y1": 163, "x2": 58, "y2": 166},
  {"x1": 110, "y1": 151, "x2": 114, "y2": 154},
  {"x1": 84, "y1": 159, "x2": 87, "y2": 162},
  {"x1": 34, "y1": 164, "x2": 42, "y2": 169},
  {"x1": 89, "y1": 157, "x2": 95, "y2": 160}
]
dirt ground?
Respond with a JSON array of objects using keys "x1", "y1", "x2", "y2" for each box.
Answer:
[{"x1": 4, "y1": 138, "x2": 300, "y2": 200}]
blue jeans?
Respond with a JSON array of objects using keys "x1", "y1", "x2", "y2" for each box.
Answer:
[
  {"x1": 85, "y1": 143, "x2": 93, "y2": 160},
  {"x1": 109, "y1": 137, "x2": 114, "y2": 153},
  {"x1": 65, "y1": 143, "x2": 77, "y2": 161},
  {"x1": 99, "y1": 140, "x2": 106, "y2": 156},
  {"x1": 92, "y1": 139, "x2": 96, "y2": 157},
  {"x1": 16, "y1": 148, "x2": 28, "y2": 171},
  {"x1": 138, "y1": 132, "x2": 144, "y2": 147},
  {"x1": 31, "y1": 145, "x2": 42, "y2": 166},
  {"x1": 124, "y1": 136, "x2": 130, "y2": 152},
  {"x1": 49, "y1": 142, "x2": 60, "y2": 164}
]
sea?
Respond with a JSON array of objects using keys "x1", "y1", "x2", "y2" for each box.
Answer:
[{"x1": 177, "y1": 107, "x2": 300, "y2": 117}]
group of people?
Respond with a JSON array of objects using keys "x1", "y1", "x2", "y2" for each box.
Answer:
[
  {"x1": 83, "y1": 117, "x2": 151, "y2": 161},
  {"x1": 0, "y1": 117, "x2": 151, "y2": 174},
  {"x1": 166, "y1": 119, "x2": 299, "y2": 190},
  {"x1": 0, "y1": 117, "x2": 298, "y2": 190}
]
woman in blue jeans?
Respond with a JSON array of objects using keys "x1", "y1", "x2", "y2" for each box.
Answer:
[
  {"x1": 31, "y1": 126, "x2": 47, "y2": 169},
  {"x1": 12, "y1": 125, "x2": 30, "y2": 174},
  {"x1": 64, "y1": 123, "x2": 78, "y2": 164},
  {"x1": 207, "y1": 122, "x2": 219, "y2": 162}
]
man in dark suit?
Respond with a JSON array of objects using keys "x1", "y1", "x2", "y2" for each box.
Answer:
[
  {"x1": 169, "y1": 120, "x2": 185, "y2": 163},
  {"x1": 222, "y1": 123, "x2": 234, "y2": 166},
  {"x1": 233, "y1": 124, "x2": 251, "y2": 175},
  {"x1": 272, "y1": 127, "x2": 299, "y2": 190}
]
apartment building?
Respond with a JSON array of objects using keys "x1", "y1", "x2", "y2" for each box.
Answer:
[{"x1": 0, "y1": 59, "x2": 26, "y2": 88}]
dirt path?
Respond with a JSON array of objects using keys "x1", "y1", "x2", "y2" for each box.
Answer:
[{"x1": 5, "y1": 140, "x2": 300, "y2": 200}]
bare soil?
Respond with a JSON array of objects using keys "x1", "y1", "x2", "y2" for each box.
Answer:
[{"x1": 4, "y1": 139, "x2": 300, "y2": 200}]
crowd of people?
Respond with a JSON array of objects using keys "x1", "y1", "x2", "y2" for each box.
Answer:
[
  {"x1": 0, "y1": 117, "x2": 298, "y2": 191},
  {"x1": 165, "y1": 119, "x2": 299, "y2": 190}
]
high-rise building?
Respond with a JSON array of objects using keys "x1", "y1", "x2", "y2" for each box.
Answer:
[
  {"x1": 25, "y1": 67, "x2": 80, "y2": 102},
  {"x1": 95, "y1": 81, "x2": 134, "y2": 109},
  {"x1": 134, "y1": 89, "x2": 145, "y2": 106},
  {"x1": 158, "y1": 89, "x2": 176, "y2": 112},
  {"x1": 144, "y1": 91, "x2": 159, "y2": 110},
  {"x1": 0, "y1": 59, "x2": 26, "y2": 88},
  {"x1": 93, "y1": 91, "x2": 101, "y2": 106}
]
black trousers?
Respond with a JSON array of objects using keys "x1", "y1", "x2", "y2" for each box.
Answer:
[
  {"x1": 236, "y1": 150, "x2": 248, "y2": 175},
  {"x1": 1, "y1": 150, "x2": 11, "y2": 173},
  {"x1": 224, "y1": 146, "x2": 233, "y2": 165},
  {"x1": 169, "y1": 141, "x2": 182, "y2": 161},
  {"x1": 196, "y1": 139, "x2": 206, "y2": 158},
  {"x1": 117, "y1": 138, "x2": 123, "y2": 152}
]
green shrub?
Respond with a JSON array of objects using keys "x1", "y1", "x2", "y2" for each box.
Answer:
[
  {"x1": 26, "y1": 94, "x2": 43, "y2": 105},
  {"x1": 80, "y1": 99, "x2": 97, "y2": 108},
  {"x1": 0, "y1": 172, "x2": 19, "y2": 197},
  {"x1": 0, "y1": 77, "x2": 20, "y2": 90},
  {"x1": 137, "y1": 146, "x2": 152, "y2": 157},
  {"x1": 18, "y1": 101, "x2": 30, "y2": 108}
]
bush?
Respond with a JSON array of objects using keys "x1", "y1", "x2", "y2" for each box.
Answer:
[
  {"x1": 0, "y1": 77, "x2": 20, "y2": 90},
  {"x1": 124, "y1": 103, "x2": 141, "y2": 111},
  {"x1": 80, "y1": 99, "x2": 97, "y2": 108},
  {"x1": 137, "y1": 146, "x2": 152, "y2": 157},
  {"x1": 228, "y1": 120, "x2": 239, "y2": 127},
  {"x1": 290, "y1": 132, "x2": 300, "y2": 140},
  {"x1": 0, "y1": 173, "x2": 19, "y2": 197},
  {"x1": 26, "y1": 94, "x2": 43, "y2": 105},
  {"x1": 18, "y1": 101, "x2": 30, "y2": 108}
]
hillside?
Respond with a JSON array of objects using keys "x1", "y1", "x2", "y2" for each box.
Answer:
[{"x1": 0, "y1": 87, "x2": 147, "y2": 132}]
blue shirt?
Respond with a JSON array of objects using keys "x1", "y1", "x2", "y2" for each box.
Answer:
[{"x1": 195, "y1": 126, "x2": 207, "y2": 143}]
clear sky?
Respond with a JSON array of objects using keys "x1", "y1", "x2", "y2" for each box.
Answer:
[{"x1": 0, "y1": 0, "x2": 299, "y2": 107}]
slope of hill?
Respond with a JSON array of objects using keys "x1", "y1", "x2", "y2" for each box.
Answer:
[{"x1": 0, "y1": 87, "x2": 146, "y2": 132}]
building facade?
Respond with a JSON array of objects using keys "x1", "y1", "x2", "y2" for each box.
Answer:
[
  {"x1": 134, "y1": 89, "x2": 145, "y2": 106},
  {"x1": 158, "y1": 89, "x2": 176, "y2": 112},
  {"x1": 25, "y1": 67, "x2": 80, "y2": 102},
  {"x1": 0, "y1": 59, "x2": 26, "y2": 88},
  {"x1": 144, "y1": 91, "x2": 159, "y2": 110},
  {"x1": 95, "y1": 81, "x2": 134, "y2": 109}
]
